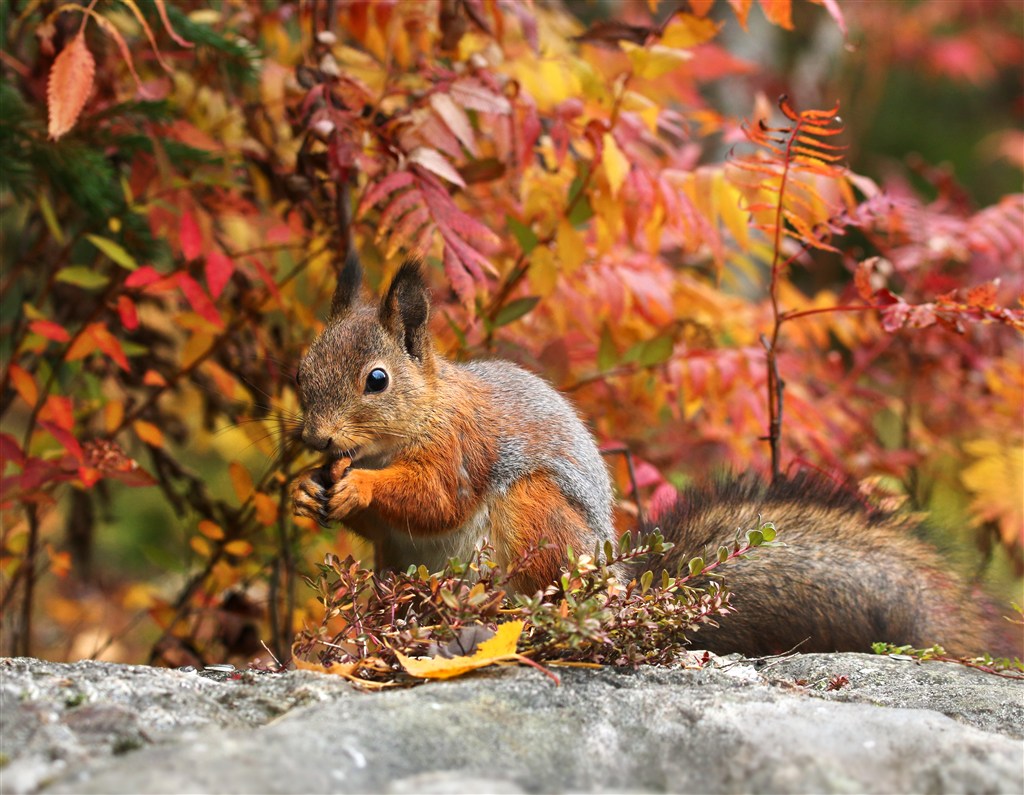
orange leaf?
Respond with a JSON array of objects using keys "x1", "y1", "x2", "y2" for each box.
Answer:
[
  {"x1": 229, "y1": 461, "x2": 254, "y2": 503},
  {"x1": 143, "y1": 370, "x2": 167, "y2": 387},
  {"x1": 90, "y1": 323, "x2": 130, "y2": 371},
  {"x1": 728, "y1": 0, "x2": 753, "y2": 29},
  {"x1": 757, "y1": 0, "x2": 793, "y2": 30},
  {"x1": 253, "y1": 492, "x2": 279, "y2": 526},
  {"x1": 47, "y1": 32, "x2": 95, "y2": 140},
  {"x1": 224, "y1": 540, "x2": 253, "y2": 557},
  {"x1": 8, "y1": 364, "x2": 38, "y2": 407},
  {"x1": 133, "y1": 420, "x2": 164, "y2": 447},
  {"x1": 191, "y1": 536, "x2": 212, "y2": 557},
  {"x1": 198, "y1": 520, "x2": 224, "y2": 540},
  {"x1": 65, "y1": 326, "x2": 98, "y2": 363},
  {"x1": 40, "y1": 395, "x2": 74, "y2": 431}
]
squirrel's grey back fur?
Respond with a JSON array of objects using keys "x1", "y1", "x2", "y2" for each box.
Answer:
[{"x1": 461, "y1": 359, "x2": 615, "y2": 546}]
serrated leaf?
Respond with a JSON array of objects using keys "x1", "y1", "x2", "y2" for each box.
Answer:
[
  {"x1": 47, "y1": 32, "x2": 95, "y2": 140},
  {"x1": 56, "y1": 266, "x2": 109, "y2": 290},
  {"x1": 86, "y1": 235, "x2": 137, "y2": 271}
]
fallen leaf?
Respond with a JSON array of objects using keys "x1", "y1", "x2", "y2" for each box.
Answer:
[{"x1": 395, "y1": 620, "x2": 525, "y2": 680}]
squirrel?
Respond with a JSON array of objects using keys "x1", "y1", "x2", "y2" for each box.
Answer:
[{"x1": 291, "y1": 255, "x2": 1020, "y2": 659}]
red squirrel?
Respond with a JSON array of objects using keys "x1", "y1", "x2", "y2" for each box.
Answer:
[{"x1": 291, "y1": 255, "x2": 1019, "y2": 658}]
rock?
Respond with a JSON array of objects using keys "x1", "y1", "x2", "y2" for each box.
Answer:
[{"x1": 1, "y1": 654, "x2": 1021, "y2": 794}]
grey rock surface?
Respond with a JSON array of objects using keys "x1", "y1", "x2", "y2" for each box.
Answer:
[{"x1": 1, "y1": 654, "x2": 1021, "y2": 794}]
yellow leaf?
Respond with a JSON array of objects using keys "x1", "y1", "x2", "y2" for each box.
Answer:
[
  {"x1": 620, "y1": 41, "x2": 692, "y2": 80},
  {"x1": 622, "y1": 91, "x2": 660, "y2": 134},
  {"x1": 253, "y1": 492, "x2": 279, "y2": 526},
  {"x1": 395, "y1": 620, "x2": 525, "y2": 680},
  {"x1": 180, "y1": 331, "x2": 213, "y2": 369},
  {"x1": 133, "y1": 420, "x2": 164, "y2": 447},
  {"x1": 660, "y1": 13, "x2": 722, "y2": 48},
  {"x1": 103, "y1": 401, "x2": 124, "y2": 434},
  {"x1": 190, "y1": 536, "x2": 211, "y2": 557},
  {"x1": 961, "y1": 439, "x2": 1024, "y2": 548},
  {"x1": 602, "y1": 133, "x2": 630, "y2": 197},
  {"x1": 717, "y1": 172, "x2": 751, "y2": 250},
  {"x1": 123, "y1": 583, "x2": 159, "y2": 610},
  {"x1": 47, "y1": 32, "x2": 95, "y2": 140},
  {"x1": 556, "y1": 220, "x2": 585, "y2": 274},
  {"x1": 229, "y1": 461, "x2": 254, "y2": 503},
  {"x1": 198, "y1": 520, "x2": 224, "y2": 540},
  {"x1": 224, "y1": 539, "x2": 253, "y2": 557}
]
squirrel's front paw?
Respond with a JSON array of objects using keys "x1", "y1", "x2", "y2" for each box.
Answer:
[
  {"x1": 324, "y1": 469, "x2": 373, "y2": 521},
  {"x1": 290, "y1": 466, "x2": 332, "y2": 526}
]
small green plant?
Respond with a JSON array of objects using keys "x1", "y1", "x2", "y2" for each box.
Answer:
[
  {"x1": 291, "y1": 521, "x2": 778, "y2": 686},
  {"x1": 872, "y1": 642, "x2": 1024, "y2": 680}
]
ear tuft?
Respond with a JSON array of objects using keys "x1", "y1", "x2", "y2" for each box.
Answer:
[
  {"x1": 330, "y1": 249, "x2": 363, "y2": 318},
  {"x1": 379, "y1": 261, "x2": 431, "y2": 361}
]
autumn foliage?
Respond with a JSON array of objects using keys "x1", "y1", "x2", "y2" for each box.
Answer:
[{"x1": 1, "y1": 0, "x2": 1021, "y2": 666}]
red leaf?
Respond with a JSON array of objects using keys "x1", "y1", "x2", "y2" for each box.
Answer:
[
  {"x1": 357, "y1": 170, "x2": 417, "y2": 217},
  {"x1": 47, "y1": 32, "x2": 95, "y2": 140},
  {"x1": 125, "y1": 265, "x2": 163, "y2": 289},
  {"x1": 0, "y1": 433, "x2": 25, "y2": 467},
  {"x1": 248, "y1": 258, "x2": 282, "y2": 306},
  {"x1": 28, "y1": 319, "x2": 71, "y2": 343},
  {"x1": 205, "y1": 251, "x2": 234, "y2": 299},
  {"x1": 180, "y1": 210, "x2": 203, "y2": 261},
  {"x1": 176, "y1": 273, "x2": 223, "y2": 328},
  {"x1": 117, "y1": 295, "x2": 139, "y2": 330}
]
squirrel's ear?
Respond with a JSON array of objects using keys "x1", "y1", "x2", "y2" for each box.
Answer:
[
  {"x1": 330, "y1": 249, "x2": 363, "y2": 319},
  {"x1": 380, "y1": 261, "x2": 431, "y2": 362}
]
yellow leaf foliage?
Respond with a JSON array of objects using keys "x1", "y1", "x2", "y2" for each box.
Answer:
[{"x1": 961, "y1": 439, "x2": 1024, "y2": 548}]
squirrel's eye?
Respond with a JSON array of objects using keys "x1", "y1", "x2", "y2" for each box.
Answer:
[{"x1": 365, "y1": 368, "x2": 389, "y2": 394}]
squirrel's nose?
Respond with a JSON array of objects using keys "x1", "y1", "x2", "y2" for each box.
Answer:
[{"x1": 301, "y1": 426, "x2": 332, "y2": 452}]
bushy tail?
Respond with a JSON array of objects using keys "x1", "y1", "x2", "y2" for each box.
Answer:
[{"x1": 636, "y1": 472, "x2": 1021, "y2": 659}]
